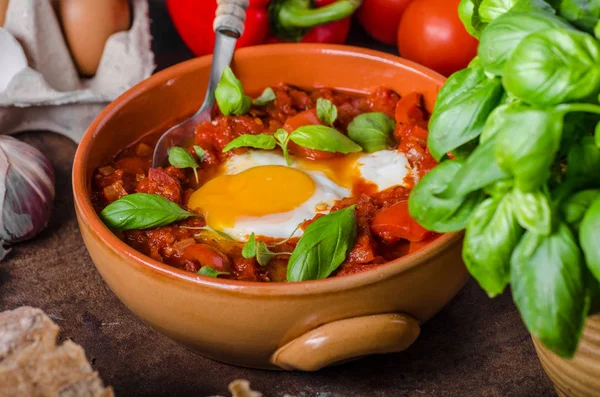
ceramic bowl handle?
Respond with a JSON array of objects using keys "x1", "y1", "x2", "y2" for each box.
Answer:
[
  {"x1": 270, "y1": 313, "x2": 421, "y2": 371},
  {"x1": 214, "y1": 0, "x2": 249, "y2": 36}
]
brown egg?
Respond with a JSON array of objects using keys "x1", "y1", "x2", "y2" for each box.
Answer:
[
  {"x1": 59, "y1": 0, "x2": 131, "y2": 76},
  {"x1": 0, "y1": 0, "x2": 9, "y2": 27}
]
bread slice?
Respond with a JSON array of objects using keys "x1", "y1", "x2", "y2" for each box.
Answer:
[{"x1": 0, "y1": 306, "x2": 114, "y2": 397}]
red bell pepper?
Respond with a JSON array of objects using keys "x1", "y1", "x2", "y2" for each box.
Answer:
[{"x1": 167, "y1": 0, "x2": 361, "y2": 57}]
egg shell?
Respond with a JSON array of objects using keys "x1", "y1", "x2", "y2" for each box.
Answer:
[
  {"x1": 59, "y1": 0, "x2": 131, "y2": 76},
  {"x1": 0, "y1": 0, "x2": 8, "y2": 27}
]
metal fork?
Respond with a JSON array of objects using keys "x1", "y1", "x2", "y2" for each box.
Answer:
[{"x1": 152, "y1": 0, "x2": 249, "y2": 167}]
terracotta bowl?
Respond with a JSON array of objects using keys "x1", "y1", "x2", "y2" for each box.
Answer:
[{"x1": 73, "y1": 44, "x2": 467, "y2": 370}]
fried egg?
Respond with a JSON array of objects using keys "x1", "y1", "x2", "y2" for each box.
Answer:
[{"x1": 188, "y1": 150, "x2": 415, "y2": 241}]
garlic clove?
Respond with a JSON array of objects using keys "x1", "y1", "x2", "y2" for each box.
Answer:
[
  {"x1": 0, "y1": 136, "x2": 55, "y2": 257},
  {"x1": 0, "y1": 28, "x2": 28, "y2": 93}
]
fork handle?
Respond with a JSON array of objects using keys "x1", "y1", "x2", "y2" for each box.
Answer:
[{"x1": 214, "y1": 0, "x2": 249, "y2": 37}]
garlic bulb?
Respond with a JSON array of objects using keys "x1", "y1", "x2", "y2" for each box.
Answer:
[{"x1": 0, "y1": 136, "x2": 55, "y2": 260}]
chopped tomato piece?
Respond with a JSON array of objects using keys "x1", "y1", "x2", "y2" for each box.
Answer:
[
  {"x1": 394, "y1": 92, "x2": 428, "y2": 129},
  {"x1": 371, "y1": 201, "x2": 432, "y2": 243},
  {"x1": 147, "y1": 168, "x2": 182, "y2": 203},
  {"x1": 103, "y1": 181, "x2": 128, "y2": 203},
  {"x1": 114, "y1": 157, "x2": 150, "y2": 175},
  {"x1": 183, "y1": 244, "x2": 232, "y2": 273}
]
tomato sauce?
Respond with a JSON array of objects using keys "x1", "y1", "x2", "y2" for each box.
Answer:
[{"x1": 92, "y1": 84, "x2": 439, "y2": 282}]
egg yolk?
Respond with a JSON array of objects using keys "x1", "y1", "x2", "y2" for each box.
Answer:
[
  {"x1": 296, "y1": 152, "x2": 362, "y2": 188},
  {"x1": 188, "y1": 165, "x2": 316, "y2": 229}
]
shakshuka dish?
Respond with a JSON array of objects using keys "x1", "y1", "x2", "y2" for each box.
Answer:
[{"x1": 92, "y1": 67, "x2": 439, "y2": 282}]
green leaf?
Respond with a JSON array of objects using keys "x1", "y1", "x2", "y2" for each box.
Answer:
[
  {"x1": 197, "y1": 266, "x2": 229, "y2": 278},
  {"x1": 512, "y1": 187, "x2": 552, "y2": 235},
  {"x1": 222, "y1": 134, "x2": 277, "y2": 152},
  {"x1": 595, "y1": 19, "x2": 600, "y2": 38},
  {"x1": 559, "y1": 0, "x2": 600, "y2": 32},
  {"x1": 493, "y1": 107, "x2": 563, "y2": 191},
  {"x1": 479, "y1": 0, "x2": 554, "y2": 22},
  {"x1": 485, "y1": 178, "x2": 514, "y2": 198},
  {"x1": 347, "y1": 112, "x2": 396, "y2": 152},
  {"x1": 442, "y1": 136, "x2": 510, "y2": 198},
  {"x1": 100, "y1": 193, "x2": 196, "y2": 231},
  {"x1": 274, "y1": 128, "x2": 291, "y2": 165},
  {"x1": 252, "y1": 87, "x2": 276, "y2": 106},
  {"x1": 478, "y1": 11, "x2": 571, "y2": 76},
  {"x1": 596, "y1": 121, "x2": 600, "y2": 147},
  {"x1": 242, "y1": 232, "x2": 257, "y2": 258},
  {"x1": 289, "y1": 125, "x2": 362, "y2": 154},
  {"x1": 510, "y1": 223, "x2": 587, "y2": 358},
  {"x1": 256, "y1": 241, "x2": 277, "y2": 267},
  {"x1": 561, "y1": 189, "x2": 600, "y2": 231},
  {"x1": 193, "y1": 145, "x2": 206, "y2": 162},
  {"x1": 168, "y1": 147, "x2": 199, "y2": 182},
  {"x1": 199, "y1": 225, "x2": 234, "y2": 241},
  {"x1": 503, "y1": 28, "x2": 600, "y2": 106},
  {"x1": 459, "y1": 0, "x2": 487, "y2": 38},
  {"x1": 316, "y1": 98, "x2": 338, "y2": 126},
  {"x1": 428, "y1": 66, "x2": 504, "y2": 161},
  {"x1": 567, "y1": 136, "x2": 600, "y2": 184},
  {"x1": 580, "y1": 196, "x2": 600, "y2": 282},
  {"x1": 287, "y1": 206, "x2": 357, "y2": 282},
  {"x1": 215, "y1": 66, "x2": 251, "y2": 116},
  {"x1": 409, "y1": 161, "x2": 484, "y2": 232},
  {"x1": 463, "y1": 195, "x2": 523, "y2": 297}
]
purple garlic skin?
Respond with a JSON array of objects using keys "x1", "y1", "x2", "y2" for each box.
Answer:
[{"x1": 0, "y1": 136, "x2": 55, "y2": 260}]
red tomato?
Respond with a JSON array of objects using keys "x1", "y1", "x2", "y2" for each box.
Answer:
[
  {"x1": 397, "y1": 0, "x2": 478, "y2": 77},
  {"x1": 183, "y1": 244, "x2": 232, "y2": 273},
  {"x1": 371, "y1": 201, "x2": 432, "y2": 243},
  {"x1": 358, "y1": 0, "x2": 414, "y2": 45},
  {"x1": 283, "y1": 109, "x2": 339, "y2": 160}
]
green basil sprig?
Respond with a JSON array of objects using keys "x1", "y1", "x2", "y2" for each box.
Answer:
[
  {"x1": 561, "y1": 189, "x2": 600, "y2": 230},
  {"x1": 479, "y1": 0, "x2": 555, "y2": 23},
  {"x1": 503, "y1": 28, "x2": 600, "y2": 106},
  {"x1": 558, "y1": 0, "x2": 600, "y2": 32},
  {"x1": 459, "y1": 0, "x2": 487, "y2": 38},
  {"x1": 316, "y1": 98, "x2": 338, "y2": 126},
  {"x1": 100, "y1": 193, "x2": 197, "y2": 231},
  {"x1": 168, "y1": 147, "x2": 201, "y2": 183},
  {"x1": 510, "y1": 223, "x2": 587, "y2": 358},
  {"x1": 580, "y1": 196, "x2": 600, "y2": 282},
  {"x1": 287, "y1": 206, "x2": 357, "y2": 282},
  {"x1": 193, "y1": 145, "x2": 206, "y2": 162},
  {"x1": 215, "y1": 66, "x2": 251, "y2": 116},
  {"x1": 347, "y1": 112, "x2": 396, "y2": 152},
  {"x1": 463, "y1": 194, "x2": 522, "y2": 297},
  {"x1": 242, "y1": 232, "x2": 288, "y2": 267},
  {"x1": 223, "y1": 126, "x2": 362, "y2": 165},
  {"x1": 252, "y1": 87, "x2": 276, "y2": 106},
  {"x1": 197, "y1": 266, "x2": 229, "y2": 278}
]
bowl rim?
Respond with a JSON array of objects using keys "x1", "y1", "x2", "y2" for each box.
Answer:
[{"x1": 73, "y1": 43, "x2": 462, "y2": 296}]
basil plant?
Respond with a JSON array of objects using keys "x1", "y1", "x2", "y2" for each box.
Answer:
[{"x1": 411, "y1": 0, "x2": 600, "y2": 358}]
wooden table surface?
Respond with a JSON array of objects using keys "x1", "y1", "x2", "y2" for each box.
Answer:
[{"x1": 1, "y1": 2, "x2": 556, "y2": 396}]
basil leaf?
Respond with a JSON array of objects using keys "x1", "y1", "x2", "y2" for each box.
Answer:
[
  {"x1": 100, "y1": 193, "x2": 196, "y2": 231},
  {"x1": 168, "y1": 147, "x2": 199, "y2": 182},
  {"x1": 459, "y1": 0, "x2": 487, "y2": 38},
  {"x1": 428, "y1": 66, "x2": 504, "y2": 161},
  {"x1": 580, "y1": 196, "x2": 600, "y2": 282},
  {"x1": 442, "y1": 136, "x2": 509, "y2": 198},
  {"x1": 409, "y1": 161, "x2": 484, "y2": 232},
  {"x1": 478, "y1": 11, "x2": 570, "y2": 76},
  {"x1": 316, "y1": 98, "x2": 338, "y2": 126},
  {"x1": 559, "y1": 0, "x2": 600, "y2": 32},
  {"x1": 485, "y1": 178, "x2": 514, "y2": 198},
  {"x1": 215, "y1": 66, "x2": 251, "y2": 116},
  {"x1": 463, "y1": 195, "x2": 523, "y2": 297},
  {"x1": 347, "y1": 112, "x2": 396, "y2": 152},
  {"x1": 287, "y1": 206, "x2": 357, "y2": 282},
  {"x1": 242, "y1": 232, "x2": 256, "y2": 258},
  {"x1": 289, "y1": 125, "x2": 362, "y2": 154},
  {"x1": 512, "y1": 187, "x2": 552, "y2": 235},
  {"x1": 561, "y1": 189, "x2": 600, "y2": 231},
  {"x1": 479, "y1": 0, "x2": 555, "y2": 22},
  {"x1": 274, "y1": 128, "x2": 291, "y2": 165},
  {"x1": 197, "y1": 266, "x2": 229, "y2": 278},
  {"x1": 493, "y1": 107, "x2": 563, "y2": 192},
  {"x1": 567, "y1": 136, "x2": 600, "y2": 184},
  {"x1": 256, "y1": 241, "x2": 276, "y2": 267},
  {"x1": 503, "y1": 28, "x2": 600, "y2": 106},
  {"x1": 596, "y1": 121, "x2": 600, "y2": 147},
  {"x1": 222, "y1": 134, "x2": 277, "y2": 152},
  {"x1": 252, "y1": 87, "x2": 276, "y2": 106},
  {"x1": 510, "y1": 223, "x2": 587, "y2": 358},
  {"x1": 193, "y1": 145, "x2": 206, "y2": 162}
]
